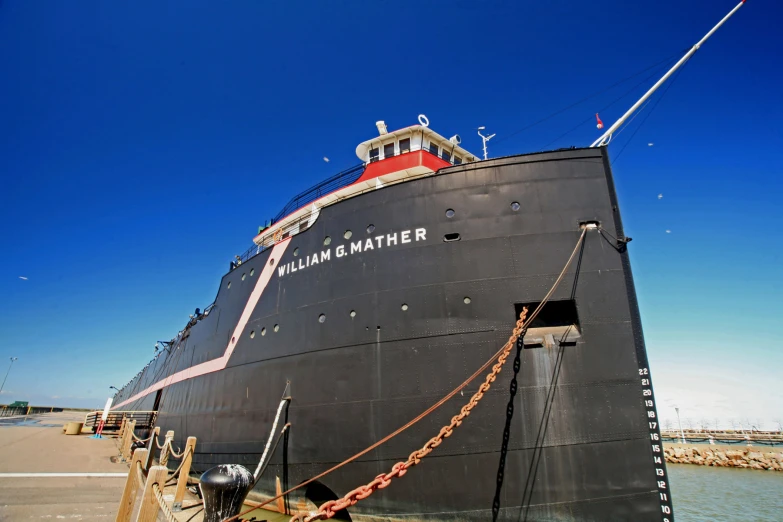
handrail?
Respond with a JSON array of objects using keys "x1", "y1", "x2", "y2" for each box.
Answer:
[{"x1": 235, "y1": 146, "x2": 473, "y2": 267}]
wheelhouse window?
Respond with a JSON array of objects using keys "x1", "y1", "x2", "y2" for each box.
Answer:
[
  {"x1": 399, "y1": 138, "x2": 411, "y2": 154},
  {"x1": 454, "y1": 156, "x2": 462, "y2": 165},
  {"x1": 442, "y1": 150, "x2": 451, "y2": 163},
  {"x1": 428, "y1": 141, "x2": 439, "y2": 155},
  {"x1": 369, "y1": 147, "x2": 380, "y2": 163},
  {"x1": 383, "y1": 143, "x2": 395, "y2": 159}
]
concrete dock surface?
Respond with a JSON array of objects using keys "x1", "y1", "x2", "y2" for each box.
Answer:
[
  {"x1": 0, "y1": 411, "x2": 128, "y2": 521},
  {"x1": 0, "y1": 411, "x2": 288, "y2": 522}
]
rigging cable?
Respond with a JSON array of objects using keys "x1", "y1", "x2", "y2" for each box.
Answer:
[
  {"x1": 491, "y1": 48, "x2": 689, "y2": 148},
  {"x1": 610, "y1": 67, "x2": 686, "y2": 166},
  {"x1": 225, "y1": 228, "x2": 589, "y2": 522},
  {"x1": 537, "y1": 63, "x2": 674, "y2": 151}
]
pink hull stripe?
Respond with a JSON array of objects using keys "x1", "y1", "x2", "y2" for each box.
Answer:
[{"x1": 112, "y1": 239, "x2": 290, "y2": 410}]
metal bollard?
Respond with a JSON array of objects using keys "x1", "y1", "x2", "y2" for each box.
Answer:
[{"x1": 199, "y1": 464, "x2": 254, "y2": 522}]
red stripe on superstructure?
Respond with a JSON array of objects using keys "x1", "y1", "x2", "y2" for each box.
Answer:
[
  {"x1": 353, "y1": 151, "x2": 449, "y2": 185},
  {"x1": 112, "y1": 239, "x2": 291, "y2": 410}
]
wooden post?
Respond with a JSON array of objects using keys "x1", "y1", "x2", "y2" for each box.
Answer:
[
  {"x1": 135, "y1": 465, "x2": 169, "y2": 522},
  {"x1": 118, "y1": 417, "x2": 127, "y2": 439},
  {"x1": 172, "y1": 436, "x2": 197, "y2": 511},
  {"x1": 118, "y1": 420, "x2": 128, "y2": 459},
  {"x1": 115, "y1": 448, "x2": 148, "y2": 522},
  {"x1": 122, "y1": 420, "x2": 137, "y2": 461},
  {"x1": 159, "y1": 430, "x2": 174, "y2": 466},
  {"x1": 144, "y1": 426, "x2": 160, "y2": 471},
  {"x1": 276, "y1": 476, "x2": 286, "y2": 514}
]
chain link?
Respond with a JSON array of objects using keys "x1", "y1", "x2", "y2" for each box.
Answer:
[{"x1": 304, "y1": 308, "x2": 529, "y2": 521}]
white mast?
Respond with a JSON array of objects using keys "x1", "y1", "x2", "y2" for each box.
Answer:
[
  {"x1": 590, "y1": 0, "x2": 747, "y2": 148},
  {"x1": 477, "y1": 127, "x2": 495, "y2": 160}
]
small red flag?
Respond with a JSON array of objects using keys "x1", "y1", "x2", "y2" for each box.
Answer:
[{"x1": 596, "y1": 113, "x2": 604, "y2": 130}]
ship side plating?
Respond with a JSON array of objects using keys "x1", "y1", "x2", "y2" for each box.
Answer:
[{"x1": 114, "y1": 147, "x2": 670, "y2": 520}]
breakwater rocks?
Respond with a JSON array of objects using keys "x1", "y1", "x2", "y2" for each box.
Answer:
[{"x1": 664, "y1": 445, "x2": 783, "y2": 471}]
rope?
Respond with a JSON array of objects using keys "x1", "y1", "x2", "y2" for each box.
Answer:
[
  {"x1": 155, "y1": 436, "x2": 167, "y2": 450},
  {"x1": 255, "y1": 423, "x2": 291, "y2": 482},
  {"x1": 167, "y1": 442, "x2": 185, "y2": 459},
  {"x1": 152, "y1": 482, "x2": 180, "y2": 522},
  {"x1": 165, "y1": 446, "x2": 193, "y2": 485},
  {"x1": 254, "y1": 396, "x2": 292, "y2": 481},
  {"x1": 131, "y1": 431, "x2": 154, "y2": 443},
  {"x1": 226, "y1": 228, "x2": 588, "y2": 522}
]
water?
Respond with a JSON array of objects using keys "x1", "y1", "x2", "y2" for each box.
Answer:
[
  {"x1": 668, "y1": 464, "x2": 783, "y2": 521},
  {"x1": 242, "y1": 465, "x2": 783, "y2": 521}
]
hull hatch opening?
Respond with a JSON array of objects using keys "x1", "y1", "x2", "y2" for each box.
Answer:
[{"x1": 515, "y1": 300, "x2": 581, "y2": 349}]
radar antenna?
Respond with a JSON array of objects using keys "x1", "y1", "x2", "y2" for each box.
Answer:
[{"x1": 477, "y1": 127, "x2": 495, "y2": 160}]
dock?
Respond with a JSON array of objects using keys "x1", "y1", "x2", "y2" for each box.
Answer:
[
  {"x1": 0, "y1": 411, "x2": 129, "y2": 521},
  {"x1": 0, "y1": 410, "x2": 290, "y2": 522}
]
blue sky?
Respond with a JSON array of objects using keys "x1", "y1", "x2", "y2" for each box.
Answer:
[{"x1": 1, "y1": 1, "x2": 781, "y2": 427}]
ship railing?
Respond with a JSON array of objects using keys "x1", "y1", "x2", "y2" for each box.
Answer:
[
  {"x1": 0, "y1": 405, "x2": 63, "y2": 417},
  {"x1": 84, "y1": 410, "x2": 157, "y2": 432},
  {"x1": 270, "y1": 163, "x2": 366, "y2": 224}
]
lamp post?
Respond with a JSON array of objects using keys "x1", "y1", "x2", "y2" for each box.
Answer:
[
  {"x1": 0, "y1": 357, "x2": 18, "y2": 398},
  {"x1": 675, "y1": 407, "x2": 686, "y2": 444},
  {"x1": 109, "y1": 386, "x2": 120, "y2": 394}
]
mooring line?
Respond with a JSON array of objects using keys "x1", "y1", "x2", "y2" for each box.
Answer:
[{"x1": 227, "y1": 228, "x2": 589, "y2": 522}]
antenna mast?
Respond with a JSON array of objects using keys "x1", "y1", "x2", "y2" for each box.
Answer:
[
  {"x1": 477, "y1": 127, "x2": 495, "y2": 160},
  {"x1": 590, "y1": 0, "x2": 747, "y2": 148}
]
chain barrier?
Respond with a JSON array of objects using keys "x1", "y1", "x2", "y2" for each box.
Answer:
[
  {"x1": 152, "y1": 482, "x2": 180, "y2": 522},
  {"x1": 227, "y1": 229, "x2": 589, "y2": 522}
]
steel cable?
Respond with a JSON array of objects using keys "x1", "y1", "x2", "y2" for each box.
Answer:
[{"x1": 226, "y1": 228, "x2": 589, "y2": 522}]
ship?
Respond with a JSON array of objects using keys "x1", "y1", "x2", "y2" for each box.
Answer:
[{"x1": 107, "y1": 3, "x2": 748, "y2": 520}]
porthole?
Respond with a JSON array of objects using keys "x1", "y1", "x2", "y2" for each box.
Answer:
[
  {"x1": 250, "y1": 330, "x2": 255, "y2": 339},
  {"x1": 318, "y1": 314, "x2": 326, "y2": 323},
  {"x1": 464, "y1": 297, "x2": 472, "y2": 304},
  {"x1": 269, "y1": 258, "x2": 274, "y2": 266},
  {"x1": 444, "y1": 233, "x2": 461, "y2": 242},
  {"x1": 227, "y1": 281, "x2": 232, "y2": 289},
  {"x1": 274, "y1": 324, "x2": 280, "y2": 332},
  {"x1": 401, "y1": 304, "x2": 409, "y2": 311},
  {"x1": 324, "y1": 236, "x2": 332, "y2": 246},
  {"x1": 261, "y1": 327, "x2": 266, "y2": 336},
  {"x1": 293, "y1": 248, "x2": 299, "y2": 257},
  {"x1": 250, "y1": 268, "x2": 255, "y2": 276},
  {"x1": 511, "y1": 202, "x2": 521, "y2": 211},
  {"x1": 242, "y1": 273, "x2": 246, "y2": 281},
  {"x1": 367, "y1": 224, "x2": 375, "y2": 234},
  {"x1": 350, "y1": 310, "x2": 356, "y2": 318},
  {"x1": 445, "y1": 209, "x2": 455, "y2": 218},
  {"x1": 344, "y1": 230, "x2": 352, "y2": 240}
]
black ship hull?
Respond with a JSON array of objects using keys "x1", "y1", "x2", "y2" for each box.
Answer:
[{"x1": 114, "y1": 147, "x2": 672, "y2": 521}]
